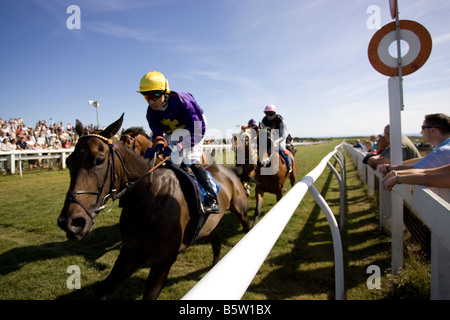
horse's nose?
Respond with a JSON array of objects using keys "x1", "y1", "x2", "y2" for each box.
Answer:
[
  {"x1": 58, "y1": 214, "x2": 87, "y2": 239},
  {"x1": 68, "y1": 217, "x2": 87, "y2": 236}
]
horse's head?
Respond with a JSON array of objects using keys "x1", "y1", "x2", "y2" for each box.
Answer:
[
  {"x1": 233, "y1": 128, "x2": 258, "y2": 179},
  {"x1": 120, "y1": 127, "x2": 152, "y2": 156},
  {"x1": 256, "y1": 129, "x2": 279, "y2": 172},
  {"x1": 58, "y1": 114, "x2": 125, "y2": 240},
  {"x1": 120, "y1": 129, "x2": 136, "y2": 149}
]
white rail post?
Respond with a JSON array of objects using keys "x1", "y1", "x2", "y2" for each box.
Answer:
[
  {"x1": 19, "y1": 154, "x2": 22, "y2": 177},
  {"x1": 10, "y1": 154, "x2": 15, "y2": 174},
  {"x1": 62, "y1": 151, "x2": 67, "y2": 169},
  {"x1": 308, "y1": 184, "x2": 345, "y2": 300},
  {"x1": 327, "y1": 160, "x2": 345, "y2": 230},
  {"x1": 388, "y1": 76, "x2": 404, "y2": 274}
]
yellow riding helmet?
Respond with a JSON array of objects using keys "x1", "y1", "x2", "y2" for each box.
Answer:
[{"x1": 137, "y1": 71, "x2": 170, "y2": 93}]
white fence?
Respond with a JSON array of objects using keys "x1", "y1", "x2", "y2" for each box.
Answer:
[
  {"x1": 183, "y1": 142, "x2": 346, "y2": 300},
  {"x1": 202, "y1": 141, "x2": 326, "y2": 155},
  {"x1": 345, "y1": 144, "x2": 450, "y2": 299},
  {"x1": 1, "y1": 142, "x2": 322, "y2": 176},
  {"x1": 202, "y1": 144, "x2": 233, "y2": 154},
  {"x1": 0, "y1": 149, "x2": 74, "y2": 175}
]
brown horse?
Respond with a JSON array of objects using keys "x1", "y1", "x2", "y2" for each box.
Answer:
[
  {"x1": 121, "y1": 127, "x2": 215, "y2": 165},
  {"x1": 120, "y1": 127, "x2": 153, "y2": 156},
  {"x1": 234, "y1": 128, "x2": 297, "y2": 226},
  {"x1": 58, "y1": 114, "x2": 250, "y2": 300}
]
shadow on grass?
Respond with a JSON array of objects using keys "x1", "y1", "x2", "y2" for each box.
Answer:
[
  {"x1": 57, "y1": 265, "x2": 211, "y2": 300},
  {"x1": 0, "y1": 224, "x2": 121, "y2": 277}
]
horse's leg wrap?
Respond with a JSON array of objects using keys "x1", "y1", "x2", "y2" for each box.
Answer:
[{"x1": 191, "y1": 163, "x2": 220, "y2": 214}]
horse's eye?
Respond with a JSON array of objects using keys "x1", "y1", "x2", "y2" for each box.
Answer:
[{"x1": 95, "y1": 157, "x2": 105, "y2": 166}]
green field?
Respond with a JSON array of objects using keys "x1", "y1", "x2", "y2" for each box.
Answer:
[{"x1": 0, "y1": 140, "x2": 429, "y2": 300}]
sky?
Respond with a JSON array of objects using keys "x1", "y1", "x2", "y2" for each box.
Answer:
[{"x1": 0, "y1": 0, "x2": 449, "y2": 139}]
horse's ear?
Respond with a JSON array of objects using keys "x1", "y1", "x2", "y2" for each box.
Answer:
[
  {"x1": 102, "y1": 113, "x2": 124, "y2": 138},
  {"x1": 75, "y1": 119, "x2": 85, "y2": 137}
]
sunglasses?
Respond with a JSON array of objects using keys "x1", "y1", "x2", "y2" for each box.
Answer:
[
  {"x1": 143, "y1": 91, "x2": 165, "y2": 101},
  {"x1": 421, "y1": 126, "x2": 440, "y2": 130},
  {"x1": 265, "y1": 112, "x2": 275, "y2": 116}
]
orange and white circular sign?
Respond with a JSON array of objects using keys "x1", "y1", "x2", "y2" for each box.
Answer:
[{"x1": 368, "y1": 20, "x2": 432, "y2": 77}]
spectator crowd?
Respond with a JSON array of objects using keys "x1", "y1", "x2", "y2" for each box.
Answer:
[
  {"x1": 352, "y1": 113, "x2": 450, "y2": 190},
  {"x1": 0, "y1": 117, "x2": 77, "y2": 150},
  {"x1": 0, "y1": 117, "x2": 78, "y2": 173}
]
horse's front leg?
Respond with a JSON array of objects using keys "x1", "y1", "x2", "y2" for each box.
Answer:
[
  {"x1": 253, "y1": 186, "x2": 264, "y2": 227},
  {"x1": 142, "y1": 253, "x2": 178, "y2": 300},
  {"x1": 95, "y1": 246, "x2": 146, "y2": 300},
  {"x1": 207, "y1": 229, "x2": 221, "y2": 266}
]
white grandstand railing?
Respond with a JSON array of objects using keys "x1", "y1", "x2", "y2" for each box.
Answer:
[
  {"x1": 182, "y1": 142, "x2": 345, "y2": 300},
  {"x1": 345, "y1": 144, "x2": 450, "y2": 299},
  {"x1": 0, "y1": 148, "x2": 75, "y2": 175}
]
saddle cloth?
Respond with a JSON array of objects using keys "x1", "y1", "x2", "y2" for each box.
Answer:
[
  {"x1": 190, "y1": 171, "x2": 221, "y2": 203},
  {"x1": 164, "y1": 162, "x2": 221, "y2": 216}
]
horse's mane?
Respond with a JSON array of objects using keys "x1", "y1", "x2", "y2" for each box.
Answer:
[{"x1": 123, "y1": 127, "x2": 152, "y2": 141}]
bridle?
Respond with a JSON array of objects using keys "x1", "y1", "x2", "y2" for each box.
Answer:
[
  {"x1": 65, "y1": 133, "x2": 170, "y2": 223},
  {"x1": 65, "y1": 134, "x2": 132, "y2": 223}
]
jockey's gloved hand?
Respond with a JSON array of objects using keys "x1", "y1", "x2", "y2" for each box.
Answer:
[
  {"x1": 154, "y1": 143, "x2": 164, "y2": 154},
  {"x1": 144, "y1": 147, "x2": 155, "y2": 159},
  {"x1": 163, "y1": 146, "x2": 172, "y2": 156},
  {"x1": 164, "y1": 143, "x2": 183, "y2": 156}
]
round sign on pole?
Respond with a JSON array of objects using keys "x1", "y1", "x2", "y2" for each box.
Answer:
[
  {"x1": 368, "y1": 20, "x2": 432, "y2": 77},
  {"x1": 389, "y1": 0, "x2": 398, "y2": 19}
]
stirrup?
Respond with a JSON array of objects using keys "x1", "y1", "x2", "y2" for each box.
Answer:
[{"x1": 203, "y1": 200, "x2": 220, "y2": 214}]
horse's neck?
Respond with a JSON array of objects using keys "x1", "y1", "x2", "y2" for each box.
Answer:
[
  {"x1": 136, "y1": 135, "x2": 152, "y2": 155},
  {"x1": 117, "y1": 145, "x2": 151, "y2": 181}
]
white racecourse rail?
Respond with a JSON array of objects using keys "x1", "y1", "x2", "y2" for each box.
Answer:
[
  {"x1": 183, "y1": 142, "x2": 345, "y2": 300},
  {"x1": 0, "y1": 148, "x2": 74, "y2": 175},
  {"x1": 345, "y1": 144, "x2": 450, "y2": 300}
]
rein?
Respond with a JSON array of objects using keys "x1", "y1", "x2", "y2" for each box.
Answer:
[{"x1": 113, "y1": 154, "x2": 172, "y2": 199}]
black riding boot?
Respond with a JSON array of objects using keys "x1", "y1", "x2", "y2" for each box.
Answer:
[{"x1": 191, "y1": 163, "x2": 220, "y2": 214}]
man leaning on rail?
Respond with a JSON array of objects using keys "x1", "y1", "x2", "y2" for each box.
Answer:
[{"x1": 379, "y1": 113, "x2": 450, "y2": 175}]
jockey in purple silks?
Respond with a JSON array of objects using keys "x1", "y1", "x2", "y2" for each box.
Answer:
[{"x1": 137, "y1": 70, "x2": 219, "y2": 214}]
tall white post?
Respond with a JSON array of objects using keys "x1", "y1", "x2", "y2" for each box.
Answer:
[{"x1": 388, "y1": 76, "x2": 404, "y2": 274}]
